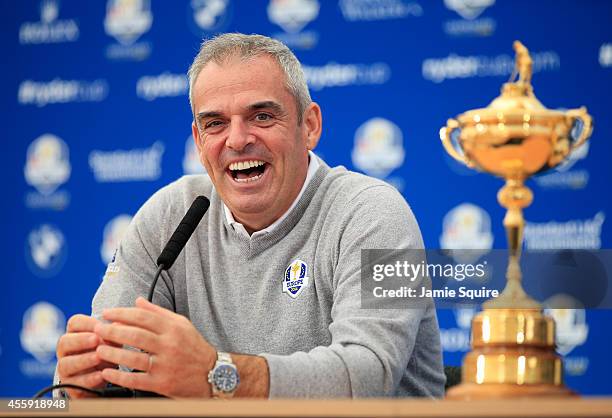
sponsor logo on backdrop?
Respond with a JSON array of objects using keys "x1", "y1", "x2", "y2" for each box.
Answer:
[
  {"x1": 101, "y1": 214, "x2": 133, "y2": 266},
  {"x1": 440, "y1": 307, "x2": 475, "y2": 352},
  {"x1": 268, "y1": 0, "x2": 320, "y2": 49},
  {"x1": 543, "y1": 307, "x2": 589, "y2": 376},
  {"x1": 105, "y1": 0, "x2": 153, "y2": 61},
  {"x1": 89, "y1": 141, "x2": 164, "y2": 182},
  {"x1": 183, "y1": 135, "x2": 207, "y2": 175},
  {"x1": 443, "y1": 0, "x2": 495, "y2": 37},
  {"x1": 524, "y1": 212, "x2": 605, "y2": 250},
  {"x1": 302, "y1": 62, "x2": 391, "y2": 91},
  {"x1": 26, "y1": 224, "x2": 67, "y2": 278},
  {"x1": 18, "y1": 78, "x2": 108, "y2": 107},
  {"x1": 351, "y1": 118, "x2": 404, "y2": 182},
  {"x1": 535, "y1": 142, "x2": 590, "y2": 190},
  {"x1": 600, "y1": 43, "x2": 612, "y2": 68},
  {"x1": 136, "y1": 72, "x2": 188, "y2": 101},
  {"x1": 188, "y1": 0, "x2": 232, "y2": 35},
  {"x1": 19, "y1": 0, "x2": 79, "y2": 45},
  {"x1": 440, "y1": 203, "x2": 493, "y2": 264},
  {"x1": 20, "y1": 302, "x2": 65, "y2": 378},
  {"x1": 24, "y1": 134, "x2": 70, "y2": 196},
  {"x1": 422, "y1": 50, "x2": 560, "y2": 83},
  {"x1": 24, "y1": 134, "x2": 71, "y2": 210},
  {"x1": 339, "y1": 0, "x2": 422, "y2": 21}
]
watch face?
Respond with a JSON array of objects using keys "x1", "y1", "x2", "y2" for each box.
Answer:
[{"x1": 213, "y1": 364, "x2": 239, "y2": 392}]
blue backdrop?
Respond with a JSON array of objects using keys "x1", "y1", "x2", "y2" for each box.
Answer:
[{"x1": 2, "y1": 0, "x2": 611, "y2": 397}]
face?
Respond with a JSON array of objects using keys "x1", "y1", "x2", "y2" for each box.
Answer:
[{"x1": 191, "y1": 54, "x2": 322, "y2": 233}]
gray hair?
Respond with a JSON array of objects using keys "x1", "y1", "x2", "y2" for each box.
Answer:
[{"x1": 188, "y1": 33, "x2": 311, "y2": 123}]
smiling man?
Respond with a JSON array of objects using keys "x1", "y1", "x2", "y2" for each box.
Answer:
[{"x1": 55, "y1": 33, "x2": 445, "y2": 399}]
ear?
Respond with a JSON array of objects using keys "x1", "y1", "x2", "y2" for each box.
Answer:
[{"x1": 302, "y1": 102, "x2": 322, "y2": 150}]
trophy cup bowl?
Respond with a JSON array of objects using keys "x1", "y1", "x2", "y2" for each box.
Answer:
[{"x1": 439, "y1": 41, "x2": 593, "y2": 399}]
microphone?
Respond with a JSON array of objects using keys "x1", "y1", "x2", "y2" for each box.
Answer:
[
  {"x1": 156, "y1": 195, "x2": 210, "y2": 269},
  {"x1": 148, "y1": 196, "x2": 210, "y2": 306}
]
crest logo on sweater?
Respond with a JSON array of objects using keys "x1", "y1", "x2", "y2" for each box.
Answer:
[{"x1": 283, "y1": 259, "x2": 309, "y2": 298}]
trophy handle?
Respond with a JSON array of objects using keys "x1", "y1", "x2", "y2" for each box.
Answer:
[
  {"x1": 440, "y1": 118, "x2": 469, "y2": 165},
  {"x1": 566, "y1": 106, "x2": 593, "y2": 150}
]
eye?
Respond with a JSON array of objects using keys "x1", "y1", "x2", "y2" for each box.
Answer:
[
  {"x1": 254, "y1": 113, "x2": 272, "y2": 122},
  {"x1": 205, "y1": 120, "x2": 223, "y2": 129}
]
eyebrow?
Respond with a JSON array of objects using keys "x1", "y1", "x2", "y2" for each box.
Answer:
[
  {"x1": 196, "y1": 101, "x2": 285, "y2": 123},
  {"x1": 248, "y1": 101, "x2": 284, "y2": 114}
]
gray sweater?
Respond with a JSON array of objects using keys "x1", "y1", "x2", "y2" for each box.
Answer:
[{"x1": 92, "y1": 158, "x2": 445, "y2": 398}]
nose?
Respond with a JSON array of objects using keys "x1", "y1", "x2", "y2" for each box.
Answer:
[{"x1": 225, "y1": 117, "x2": 255, "y2": 151}]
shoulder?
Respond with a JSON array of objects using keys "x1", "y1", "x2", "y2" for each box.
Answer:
[
  {"x1": 317, "y1": 166, "x2": 423, "y2": 248},
  {"x1": 322, "y1": 167, "x2": 410, "y2": 213}
]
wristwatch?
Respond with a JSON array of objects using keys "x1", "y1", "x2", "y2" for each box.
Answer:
[{"x1": 207, "y1": 352, "x2": 240, "y2": 398}]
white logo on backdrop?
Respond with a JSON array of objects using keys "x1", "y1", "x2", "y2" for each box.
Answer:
[
  {"x1": 101, "y1": 215, "x2": 133, "y2": 265},
  {"x1": 351, "y1": 118, "x2": 404, "y2": 178},
  {"x1": 20, "y1": 302, "x2": 65, "y2": 363},
  {"x1": 600, "y1": 43, "x2": 612, "y2": 67},
  {"x1": 191, "y1": 0, "x2": 229, "y2": 30},
  {"x1": 136, "y1": 72, "x2": 188, "y2": 101},
  {"x1": 89, "y1": 141, "x2": 164, "y2": 182},
  {"x1": 302, "y1": 62, "x2": 391, "y2": 91},
  {"x1": 422, "y1": 51, "x2": 560, "y2": 83},
  {"x1": 545, "y1": 308, "x2": 589, "y2": 356},
  {"x1": 183, "y1": 135, "x2": 207, "y2": 175},
  {"x1": 444, "y1": 0, "x2": 494, "y2": 20},
  {"x1": 27, "y1": 225, "x2": 66, "y2": 277},
  {"x1": 18, "y1": 79, "x2": 108, "y2": 107},
  {"x1": 440, "y1": 203, "x2": 493, "y2": 263},
  {"x1": 24, "y1": 134, "x2": 71, "y2": 196},
  {"x1": 268, "y1": 0, "x2": 319, "y2": 33},
  {"x1": 339, "y1": 0, "x2": 423, "y2": 21},
  {"x1": 524, "y1": 213, "x2": 605, "y2": 250},
  {"x1": 105, "y1": 0, "x2": 153, "y2": 45},
  {"x1": 19, "y1": 0, "x2": 80, "y2": 44}
]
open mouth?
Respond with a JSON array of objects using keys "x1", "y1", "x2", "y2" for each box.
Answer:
[{"x1": 228, "y1": 160, "x2": 268, "y2": 183}]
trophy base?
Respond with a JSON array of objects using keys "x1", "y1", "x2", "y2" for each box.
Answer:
[{"x1": 446, "y1": 383, "x2": 576, "y2": 400}]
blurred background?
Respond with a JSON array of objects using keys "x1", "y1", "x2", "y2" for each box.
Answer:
[{"x1": 2, "y1": 0, "x2": 611, "y2": 396}]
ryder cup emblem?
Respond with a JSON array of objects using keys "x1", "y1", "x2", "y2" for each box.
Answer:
[{"x1": 283, "y1": 260, "x2": 309, "y2": 298}]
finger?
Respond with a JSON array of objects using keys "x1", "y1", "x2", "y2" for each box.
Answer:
[
  {"x1": 96, "y1": 345, "x2": 150, "y2": 373},
  {"x1": 101, "y1": 368, "x2": 155, "y2": 393},
  {"x1": 135, "y1": 297, "x2": 178, "y2": 319},
  {"x1": 66, "y1": 315, "x2": 100, "y2": 333},
  {"x1": 57, "y1": 333, "x2": 99, "y2": 357},
  {"x1": 102, "y1": 306, "x2": 165, "y2": 334},
  {"x1": 62, "y1": 371, "x2": 106, "y2": 399},
  {"x1": 94, "y1": 323, "x2": 159, "y2": 353},
  {"x1": 57, "y1": 351, "x2": 103, "y2": 378}
]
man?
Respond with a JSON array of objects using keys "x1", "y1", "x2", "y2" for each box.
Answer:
[{"x1": 55, "y1": 33, "x2": 445, "y2": 399}]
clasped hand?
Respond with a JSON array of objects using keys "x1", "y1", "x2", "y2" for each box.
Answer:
[{"x1": 56, "y1": 297, "x2": 216, "y2": 398}]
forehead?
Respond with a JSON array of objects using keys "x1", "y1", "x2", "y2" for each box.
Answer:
[{"x1": 192, "y1": 54, "x2": 292, "y2": 112}]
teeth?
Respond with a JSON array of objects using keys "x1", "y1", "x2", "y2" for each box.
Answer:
[
  {"x1": 229, "y1": 160, "x2": 265, "y2": 171},
  {"x1": 234, "y1": 173, "x2": 264, "y2": 183}
]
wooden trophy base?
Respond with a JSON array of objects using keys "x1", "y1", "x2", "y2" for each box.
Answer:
[{"x1": 446, "y1": 383, "x2": 577, "y2": 400}]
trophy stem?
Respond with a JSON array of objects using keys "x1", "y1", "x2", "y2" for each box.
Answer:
[{"x1": 484, "y1": 178, "x2": 539, "y2": 309}]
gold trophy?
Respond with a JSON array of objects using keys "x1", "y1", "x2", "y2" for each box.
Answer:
[{"x1": 440, "y1": 41, "x2": 593, "y2": 398}]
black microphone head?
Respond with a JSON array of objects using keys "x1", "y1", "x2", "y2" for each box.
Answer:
[{"x1": 156, "y1": 196, "x2": 209, "y2": 269}]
